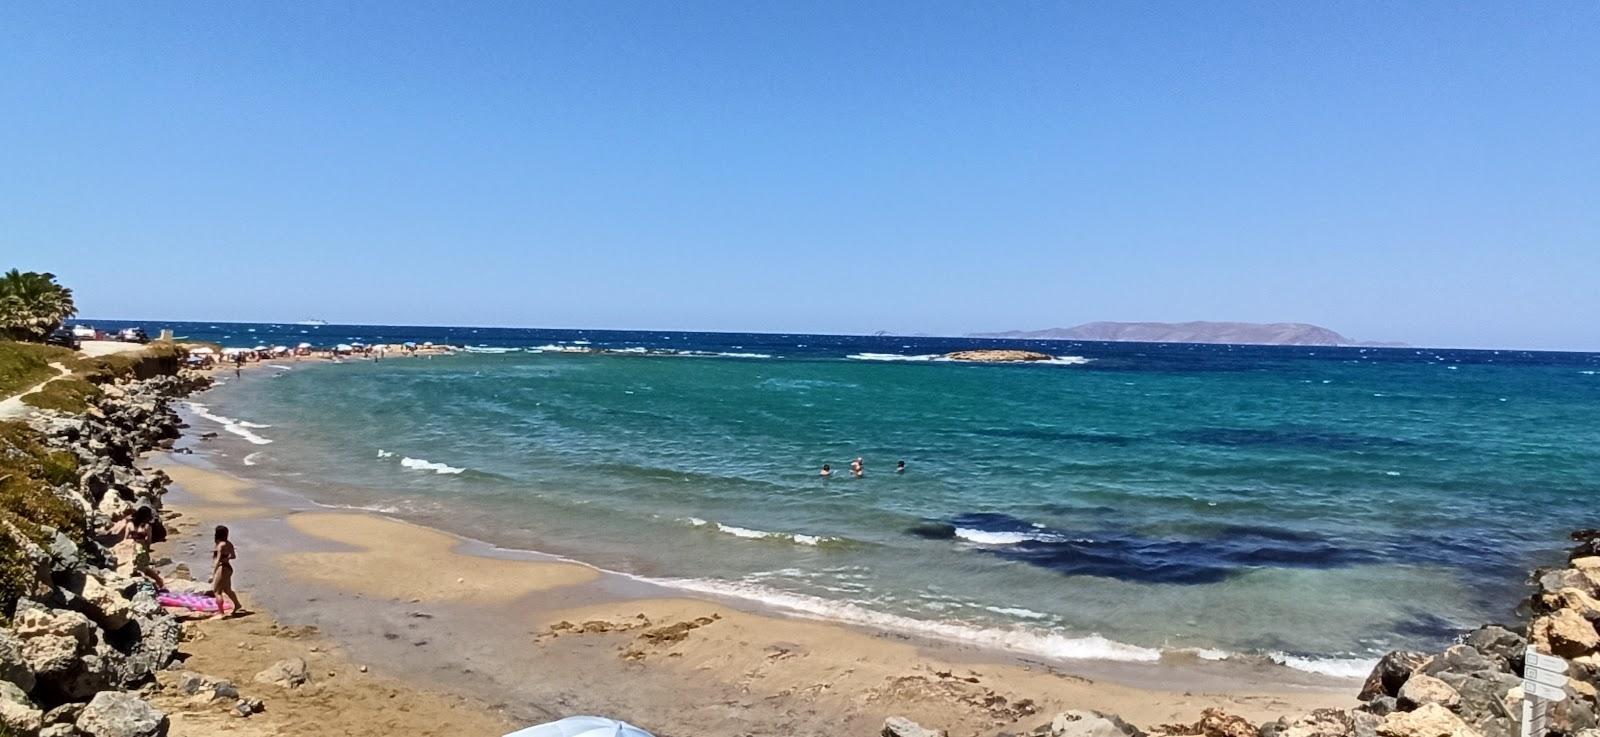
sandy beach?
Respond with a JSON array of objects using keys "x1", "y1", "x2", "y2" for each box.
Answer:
[{"x1": 150, "y1": 458, "x2": 1356, "y2": 736}]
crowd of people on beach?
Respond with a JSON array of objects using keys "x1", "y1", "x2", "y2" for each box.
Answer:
[{"x1": 820, "y1": 457, "x2": 906, "y2": 479}]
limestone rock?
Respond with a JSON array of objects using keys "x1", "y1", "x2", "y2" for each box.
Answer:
[
  {"x1": 1263, "y1": 709, "x2": 1363, "y2": 737},
  {"x1": 1361, "y1": 651, "x2": 1428, "y2": 700},
  {"x1": 1399, "y1": 674, "x2": 1461, "y2": 709},
  {"x1": 1376, "y1": 704, "x2": 1480, "y2": 737},
  {"x1": 0, "y1": 627, "x2": 35, "y2": 692},
  {"x1": 75, "y1": 575, "x2": 133, "y2": 631},
  {"x1": 1420, "y1": 645, "x2": 1495, "y2": 679},
  {"x1": 75, "y1": 691, "x2": 166, "y2": 737},
  {"x1": 13, "y1": 604, "x2": 96, "y2": 675},
  {"x1": 1540, "y1": 588, "x2": 1600, "y2": 621},
  {"x1": 945, "y1": 350, "x2": 1055, "y2": 362},
  {"x1": 40, "y1": 724, "x2": 79, "y2": 737},
  {"x1": 883, "y1": 716, "x2": 945, "y2": 737},
  {"x1": 1045, "y1": 710, "x2": 1145, "y2": 737},
  {"x1": 1531, "y1": 609, "x2": 1600, "y2": 659},
  {"x1": 252, "y1": 657, "x2": 309, "y2": 689},
  {"x1": 43, "y1": 703, "x2": 83, "y2": 725},
  {"x1": 1541, "y1": 568, "x2": 1598, "y2": 597},
  {"x1": 157, "y1": 670, "x2": 238, "y2": 703},
  {"x1": 0, "y1": 680, "x2": 45, "y2": 735}
]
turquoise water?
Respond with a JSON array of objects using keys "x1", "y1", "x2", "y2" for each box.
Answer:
[{"x1": 180, "y1": 329, "x2": 1600, "y2": 676}]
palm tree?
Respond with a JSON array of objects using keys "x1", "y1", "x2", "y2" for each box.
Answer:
[{"x1": 0, "y1": 269, "x2": 77, "y2": 341}]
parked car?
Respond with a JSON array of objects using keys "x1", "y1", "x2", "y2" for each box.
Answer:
[
  {"x1": 45, "y1": 328, "x2": 80, "y2": 350},
  {"x1": 117, "y1": 327, "x2": 149, "y2": 343},
  {"x1": 69, "y1": 324, "x2": 97, "y2": 339}
]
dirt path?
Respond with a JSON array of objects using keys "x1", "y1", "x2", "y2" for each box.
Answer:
[{"x1": 0, "y1": 361, "x2": 70, "y2": 419}]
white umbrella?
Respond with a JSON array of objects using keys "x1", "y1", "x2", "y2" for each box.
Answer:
[
  {"x1": 222, "y1": 347, "x2": 246, "y2": 355},
  {"x1": 188, "y1": 347, "x2": 215, "y2": 355},
  {"x1": 503, "y1": 716, "x2": 655, "y2": 737},
  {"x1": 297, "y1": 342, "x2": 313, "y2": 349},
  {"x1": 254, "y1": 345, "x2": 269, "y2": 351},
  {"x1": 335, "y1": 343, "x2": 354, "y2": 352}
]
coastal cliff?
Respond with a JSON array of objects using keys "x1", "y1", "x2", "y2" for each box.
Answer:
[{"x1": 971, "y1": 321, "x2": 1400, "y2": 347}]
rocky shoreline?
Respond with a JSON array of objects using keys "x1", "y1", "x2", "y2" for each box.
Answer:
[
  {"x1": 0, "y1": 363, "x2": 300, "y2": 737},
  {"x1": 885, "y1": 533, "x2": 1600, "y2": 737}
]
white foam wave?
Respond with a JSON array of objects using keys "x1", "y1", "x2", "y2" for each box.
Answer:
[
  {"x1": 399, "y1": 457, "x2": 466, "y2": 475},
  {"x1": 1272, "y1": 653, "x2": 1377, "y2": 679},
  {"x1": 376, "y1": 449, "x2": 394, "y2": 458},
  {"x1": 183, "y1": 402, "x2": 274, "y2": 445},
  {"x1": 645, "y1": 576, "x2": 1163, "y2": 663},
  {"x1": 528, "y1": 344, "x2": 592, "y2": 353},
  {"x1": 953, "y1": 528, "x2": 1066, "y2": 545},
  {"x1": 847, "y1": 352, "x2": 941, "y2": 362},
  {"x1": 242, "y1": 452, "x2": 264, "y2": 466},
  {"x1": 686, "y1": 517, "x2": 840, "y2": 546},
  {"x1": 461, "y1": 346, "x2": 519, "y2": 354}
]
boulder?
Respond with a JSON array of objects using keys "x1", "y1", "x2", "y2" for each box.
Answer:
[
  {"x1": 1420, "y1": 646, "x2": 1496, "y2": 680},
  {"x1": 252, "y1": 658, "x2": 309, "y2": 689},
  {"x1": 1462, "y1": 626, "x2": 1525, "y2": 670},
  {"x1": 1361, "y1": 651, "x2": 1429, "y2": 700},
  {"x1": 1440, "y1": 672, "x2": 1519, "y2": 737},
  {"x1": 40, "y1": 724, "x2": 79, "y2": 737},
  {"x1": 1539, "y1": 588, "x2": 1600, "y2": 622},
  {"x1": 72, "y1": 575, "x2": 133, "y2": 631},
  {"x1": 1044, "y1": 710, "x2": 1145, "y2": 737},
  {"x1": 1376, "y1": 704, "x2": 1480, "y2": 737},
  {"x1": 1540, "y1": 569, "x2": 1598, "y2": 597},
  {"x1": 0, "y1": 627, "x2": 36, "y2": 692},
  {"x1": 1399, "y1": 674, "x2": 1461, "y2": 709},
  {"x1": 0, "y1": 680, "x2": 45, "y2": 735},
  {"x1": 1358, "y1": 698, "x2": 1400, "y2": 718},
  {"x1": 883, "y1": 716, "x2": 945, "y2": 737},
  {"x1": 12, "y1": 604, "x2": 96, "y2": 676},
  {"x1": 43, "y1": 703, "x2": 83, "y2": 725},
  {"x1": 1531, "y1": 609, "x2": 1600, "y2": 659},
  {"x1": 74, "y1": 692, "x2": 166, "y2": 737},
  {"x1": 1574, "y1": 556, "x2": 1600, "y2": 571}
]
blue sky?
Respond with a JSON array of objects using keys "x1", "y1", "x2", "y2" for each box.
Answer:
[{"x1": 2, "y1": 3, "x2": 1596, "y2": 349}]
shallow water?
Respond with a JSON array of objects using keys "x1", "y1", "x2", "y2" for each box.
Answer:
[{"x1": 119, "y1": 321, "x2": 1600, "y2": 675}]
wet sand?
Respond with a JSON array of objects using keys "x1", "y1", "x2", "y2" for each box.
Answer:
[{"x1": 151, "y1": 456, "x2": 1357, "y2": 736}]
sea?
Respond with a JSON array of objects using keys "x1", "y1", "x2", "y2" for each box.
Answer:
[{"x1": 85, "y1": 320, "x2": 1600, "y2": 677}]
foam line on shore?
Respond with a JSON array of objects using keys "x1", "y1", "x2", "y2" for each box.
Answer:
[{"x1": 183, "y1": 401, "x2": 274, "y2": 445}]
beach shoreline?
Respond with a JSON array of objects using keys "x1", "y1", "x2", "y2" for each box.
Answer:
[{"x1": 150, "y1": 444, "x2": 1359, "y2": 736}]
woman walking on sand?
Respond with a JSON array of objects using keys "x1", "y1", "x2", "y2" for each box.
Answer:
[{"x1": 212, "y1": 525, "x2": 246, "y2": 618}]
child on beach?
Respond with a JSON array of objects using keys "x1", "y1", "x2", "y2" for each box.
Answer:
[{"x1": 211, "y1": 525, "x2": 246, "y2": 618}]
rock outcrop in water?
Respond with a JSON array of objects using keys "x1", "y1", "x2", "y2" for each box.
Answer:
[{"x1": 944, "y1": 350, "x2": 1055, "y2": 362}]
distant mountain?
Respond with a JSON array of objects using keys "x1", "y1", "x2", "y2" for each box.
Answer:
[{"x1": 971, "y1": 321, "x2": 1404, "y2": 347}]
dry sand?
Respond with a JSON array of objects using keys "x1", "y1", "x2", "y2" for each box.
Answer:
[{"x1": 154, "y1": 456, "x2": 1357, "y2": 737}]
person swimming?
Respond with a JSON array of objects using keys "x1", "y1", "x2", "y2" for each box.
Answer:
[
  {"x1": 896, "y1": 460, "x2": 906, "y2": 473},
  {"x1": 851, "y1": 457, "x2": 864, "y2": 478},
  {"x1": 820, "y1": 464, "x2": 832, "y2": 478}
]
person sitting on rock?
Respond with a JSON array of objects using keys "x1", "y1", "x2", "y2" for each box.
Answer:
[{"x1": 110, "y1": 506, "x2": 166, "y2": 591}]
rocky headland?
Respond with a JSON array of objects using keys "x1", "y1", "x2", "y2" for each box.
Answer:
[{"x1": 971, "y1": 322, "x2": 1406, "y2": 348}]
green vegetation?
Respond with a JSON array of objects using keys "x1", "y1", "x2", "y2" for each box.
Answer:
[
  {"x1": 0, "y1": 420, "x2": 86, "y2": 617},
  {"x1": 0, "y1": 269, "x2": 76, "y2": 341},
  {"x1": 21, "y1": 378, "x2": 101, "y2": 414},
  {"x1": 0, "y1": 340, "x2": 75, "y2": 398}
]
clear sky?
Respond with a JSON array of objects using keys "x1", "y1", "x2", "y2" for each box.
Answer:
[{"x1": 2, "y1": 3, "x2": 1596, "y2": 349}]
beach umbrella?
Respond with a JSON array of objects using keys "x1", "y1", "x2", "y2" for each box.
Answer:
[
  {"x1": 188, "y1": 347, "x2": 214, "y2": 355},
  {"x1": 403, "y1": 341, "x2": 417, "y2": 348},
  {"x1": 422, "y1": 341, "x2": 434, "y2": 347},
  {"x1": 297, "y1": 342, "x2": 312, "y2": 348},
  {"x1": 503, "y1": 716, "x2": 655, "y2": 737},
  {"x1": 335, "y1": 343, "x2": 354, "y2": 352},
  {"x1": 222, "y1": 347, "x2": 246, "y2": 355},
  {"x1": 254, "y1": 345, "x2": 269, "y2": 351}
]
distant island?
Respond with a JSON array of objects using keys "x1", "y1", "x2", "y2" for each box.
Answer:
[{"x1": 971, "y1": 321, "x2": 1406, "y2": 347}]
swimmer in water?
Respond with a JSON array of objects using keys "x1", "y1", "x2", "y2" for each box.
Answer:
[
  {"x1": 851, "y1": 457, "x2": 864, "y2": 478},
  {"x1": 896, "y1": 460, "x2": 906, "y2": 474},
  {"x1": 820, "y1": 464, "x2": 832, "y2": 478}
]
